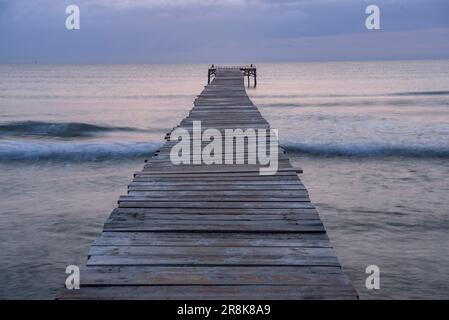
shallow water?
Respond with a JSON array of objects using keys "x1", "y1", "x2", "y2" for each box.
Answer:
[{"x1": 0, "y1": 61, "x2": 448, "y2": 299}]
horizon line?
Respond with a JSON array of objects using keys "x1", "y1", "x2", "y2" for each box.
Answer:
[{"x1": 1, "y1": 57, "x2": 449, "y2": 66}]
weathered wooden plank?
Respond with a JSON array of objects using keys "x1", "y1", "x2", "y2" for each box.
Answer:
[
  {"x1": 140, "y1": 167, "x2": 300, "y2": 174},
  {"x1": 92, "y1": 232, "x2": 330, "y2": 247},
  {"x1": 126, "y1": 191, "x2": 309, "y2": 197},
  {"x1": 87, "y1": 246, "x2": 340, "y2": 267},
  {"x1": 128, "y1": 181, "x2": 305, "y2": 186},
  {"x1": 103, "y1": 223, "x2": 325, "y2": 233},
  {"x1": 80, "y1": 266, "x2": 350, "y2": 286},
  {"x1": 118, "y1": 196, "x2": 311, "y2": 203},
  {"x1": 108, "y1": 211, "x2": 318, "y2": 220},
  {"x1": 118, "y1": 201, "x2": 316, "y2": 209},
  {"x1": 108, "y1": 207, "x2": 318, "y2": 215},
  {"x1": 59, "y1": 285, "x2": 358, "y2": 300},
  {"x1": 131, "y1": 177, "x2": 303, "y2": 183},
  {"x1": 133, "y1": 172, "x2": 300, "y2": 178},
  {"x1": 127, "y1": 184, "x2": 307, "y2": 191}
]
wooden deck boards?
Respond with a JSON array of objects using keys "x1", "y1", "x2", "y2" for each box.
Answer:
[{"x1": 58, "y1": 68, "x2": 357, "y2": 300}]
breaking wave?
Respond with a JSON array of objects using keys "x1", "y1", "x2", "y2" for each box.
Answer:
[
  {"x1": 0, "y1": 121, "x2": 145, "y2": 138},
  {"x1": 0, "y1": 140, "x2": 161, "y2": 161}
]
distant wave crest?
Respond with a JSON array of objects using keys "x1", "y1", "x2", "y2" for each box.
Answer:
[
  {"x1": 392, "y1": 90, "x2": 449, "y2": 96},
  {"x1": 257, "y1": 90, "x2": 449, "y2": 100},
  {"x1": 0, "y1": 140, "x2": 160, "y2": 161},
  {"x1": 284, "y1": 142, "x2": 449, "y2": 158},
  {"x1": 0, "y1": 121, "x2": 144, "y2": 138}
]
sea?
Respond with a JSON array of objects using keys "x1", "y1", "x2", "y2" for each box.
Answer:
[{"x1": 0, "y1": 60, "x2": 448, "y2": 299}]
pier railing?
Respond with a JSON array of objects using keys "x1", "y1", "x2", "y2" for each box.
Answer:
[{"x1": 208, "y1": 65, "x2": 257, "y2": 87}]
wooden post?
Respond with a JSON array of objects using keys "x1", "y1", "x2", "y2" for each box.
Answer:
[{"x1": 254, "y1": 69, "x2": 257, "y2": 88}]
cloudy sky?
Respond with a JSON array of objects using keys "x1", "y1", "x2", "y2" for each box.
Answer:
[{"x1": 0, "y1": 0, "x2": 448, "y2": 63}]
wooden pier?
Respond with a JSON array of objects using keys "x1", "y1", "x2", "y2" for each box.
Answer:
[
  {"x1": 209, "y1": 65, "x2": 257, "y2": 87},
  {"x1": 59, "y1": 67, "x2": 357, "y2": 300}
]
